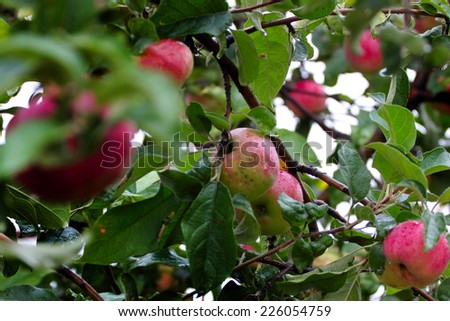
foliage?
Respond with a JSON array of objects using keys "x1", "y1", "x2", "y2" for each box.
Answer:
[{"x1": 0, "y1": 0, "x2": 449, "y2": 301}]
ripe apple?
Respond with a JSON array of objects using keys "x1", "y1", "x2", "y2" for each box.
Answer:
[
  {"x1": 251, "y1": 169, "x2": 304, "y2": 235},
  {"x1": 344, "y1": 29, "x2": 383, "y2": 74},
  {"x1": 7, "y1": 89, "x2": 136, "y2": 202},
  {"x1": 139, "y1": 39, "x2": 194, "y2": 87},
  {"x1": 286, "y1": 79, "x2": 327, "y2": 117},
  {"x1": 220, "y1": 128, "x2": 279, "y2": 201},
  {"x1": 413, "y1": 15, "x2": 439, "y2": 33},
  {"x1": 378, "y1": 220, "x2": 450, "y2": 289}
]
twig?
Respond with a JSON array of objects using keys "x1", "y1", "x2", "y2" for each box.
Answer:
[
  {"x1": 412, "y1": 287, "x2": 436, "y2": 301},
  {"x1": 254, "y1": 263, "x2": 296, "y2": 298},
  {"x1": 56, "y1": 265, "x2": 104, "y2": 301},
  {"x1": 220, "y1": 66, "x2": 233, "y2": 119},
  {"x1": 280, "y1": 86, "x2": 352, "y2": 141},
  {"x1": 314, "y1": 200, "x2": 348, "y2": 224},
  {"x1": 194, "y1": 34, "x2": 261, "y2": 109},
  {"x1": 231, "y1": 0, "x2": 282, "y2": 14}
]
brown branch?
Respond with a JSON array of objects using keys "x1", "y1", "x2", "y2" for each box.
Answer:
[
  {"x1": 0, "y1": 233, "x2": 13, "y2": 243},
  {"x1": 231, "y1": 0, "x2": 282, "y2": 14},
  {"x1": 280, "y1": 86, "x2": 352, "y2": 141},
  {"x1": 254, "y1": 263, "x2": 296, "y2": 297},
  {"x1": 412, "y1": 287, "x2": 436, "y2": 301},
  {"x1": 194, "y1": 34, "x2": 261, "y2": 109},
  {"x1": 314, "y1": 200, "x2": 348, "y2": 224},
  {"x1": 56, "y1": 265, "x2": 104, "y2": 301}
]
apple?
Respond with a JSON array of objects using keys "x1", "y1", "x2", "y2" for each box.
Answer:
[
  {"x1": 251, "y1": 169, "x2": 304, "y2": 235},
  {"x1": 139, "y1": 39, "x2": 194, "y2": 87},
  {"x1": 378, "y1": 220, "x2": 450, "y2": 289},
  {"x1": 7, "y1": 89, "x2": 136, "y2": 202},
  {"x1": 413, "y1": 15, "x2": 439, "y2": 33},
  {"x1": 220, "y1": 128, "x2": 279, "y2": 201},
  {"x1": 286, "y1": 79, "x2": 327, "y2": 117},
  {"x1": 344, "y1": 29, "x2": 383, "y2": 74}
]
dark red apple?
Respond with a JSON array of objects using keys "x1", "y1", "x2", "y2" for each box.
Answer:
[
  {"x1": 7, "y1": 89, "x2": 136, "y2": 202},
  {"x1": 286, "y1": 79, "x2": 327, "y2": 117},
  {"x1": 139, "y1": 39, "x2": 194, "y2": 87}
]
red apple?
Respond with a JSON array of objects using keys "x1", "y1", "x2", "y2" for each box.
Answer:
[
  {"x1": 344, "y1": 29, "x2": 383, "y2": 74},
  {"x1": 251, "y1": 169, "x2": 304, "y2": 235},
  {"x1": 139, "y1": 39, "x2": 194, "y2": 87},
  {"x1": 379, "y1": 220, "x2": 450, "y2": 289},
  {"x1": 286, "y1": 79, "x2": 327, "y2": 117},
  {"x1": 220, "y1": 128, "x2": 279, "y2": 201},
  {"x1": 413, "y1": 15, "x2": 439, "y2": 33},
  {"x1": 7, "y1": 89, "x2": 136, "y2": 202}
]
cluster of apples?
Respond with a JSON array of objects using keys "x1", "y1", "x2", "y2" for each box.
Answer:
[
  {"x1": 8, "y1": 39, "x2": 194, "y2": 202},
  {"x1": 219, "y1": 128, "x2": 303, "y2": 235}
]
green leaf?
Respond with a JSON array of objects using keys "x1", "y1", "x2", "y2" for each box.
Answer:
[
  {"x1": 292, "y1": 37, "x2": 310, "y2": 61},
  {"x1": 292, "y1": 0, "x2": 337, "y2": 20},
  {"x1": 204, "y1": 112, "x2": 231, "y2": 131},
  {"x1": 0, "y1": 285, "x2": 58, "y2": 301},
  {"x1": 437, "y1": 186, "x2": 450, "y2": 204},
  {"x1": 323, "y1": 268, "x2": 361, "y2": 301},
  {"x1": 231, "y1": 30, "x2": 260, "y2": 85},
  {"x1": 419, "y1": 147, "x2": 450, "y2": 175},
  {"x1": 245, "y1": 106, "x2": 276, "y2": 134},
  {"x1": 423, "y1": 210, "x2": 446, "y2": 252},
  {"x1": 247, "y1": 12, "x2": 291, "y2": 108},
  {"x1": 2, "y1": 185, "x2": 70, "y2": 229},
  {"x1": 0, "y1": 119, "x2": 67, "y2": 178},
  {"x1": 353, "y1": 205, "x2": 376, "y2": 223},
  {"x1": 375, "y1": 214, "x2": 397, "y2": 239},
  {"x1": 291, "y1": 238, "x2": 314, "y2": 271},
  {"x1": 370, "y1": 105, "x2": 417, "y2": 153},
  {"x1": 186, "y1": 102, "x2": 212, "y2": 136},
  {"x1": 337, "y1": 143, "x2": 371, "y2": 202},
  {"x1": 386, "y1": 69, "x2": 410, "y2": 107},
  {"x1": 351, "y1": 110, "x2": 378, "y2": 148},
  {"x1": 395, "y1": 179, "x2": 427, "y2": 200},
  {"x1": 278, "y1": 193, "x2": 308, "y2": 225},
  {"x1": 368, "y1": 243, "x2": 386, "y2": 275},
  {"x1": 125, "y1": 248, "x2": 189, "y2": 271},
  {"x1": 150, "y1": 0, "x2": 232, "y2": 38},
  {"x1": 127, "y1": 18, "x2": 159, "y2": 53},
  {"x1": 158, "y1": 170, "x2": 203, "y2": 201},
  {"x1": 81, "y1": 186, "x2": 183, "y2": 265},
  {"x1": 181, "y1": 182, "x2": 236, "y2": 293},
  {"x1": 367, "y1": 142, "x2": 428, "y2": 188},
  {"x1": 233, "y1": 193, "x2": 260, "y2": 244},
  {"x1": 276, "y1": 129, "x2": 319, "y2": 166},
  {"x1": 0, "y1": 267, "x2": 52, "y2": 292}
]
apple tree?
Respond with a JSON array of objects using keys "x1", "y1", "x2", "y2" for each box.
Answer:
[{"x1": 0, "y1": 0, "x2": 449, "y2": 301}]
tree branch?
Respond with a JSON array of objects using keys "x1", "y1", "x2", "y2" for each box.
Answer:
[
  {"x1": 231, "y1": 0, "x2": 282, "y2": 14},
  {"x1": 56, "y1": 265, "x2": 104, "y2": 301},
  {"x1": 194, "y1": 34, "x2": 261, "y2": 109},
  {"x1": 412, "y1": 287, "x2": 436, "y2": 301}
]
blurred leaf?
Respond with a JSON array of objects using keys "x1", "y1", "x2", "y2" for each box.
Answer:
[
  {"x1": 125, "y1": 248, "x2": 189, "y2": 271},
  {"x1": 38, "y1": 227, "x2": 81, "y2": 245},
  {"x1": 0, "y1": 119, "x2": 67, "y2": 178},
  {"x1": 181, "y1": 182, "x2": 236, "y2": 293},
  {"x1": 247, "y1": 12, "x2": 291, "y2": 108},
  {"x1": 368, "y1": 243, "x2": 386, "y2": 275},
  {"x1": 338, "y1": 143, "x2": 371, "y2": 202},
  {"x1": 81, "y1": 186, "x2": 183, "y2": 264},
  {"x1": 292, "y1": 37, "x2": 310, "y2": 61},
  {"x1": 423, "y1": 210, "x2": 446, "y2": 252},
  {"x1": 231, "y1": 30, "x2": 259, "y2": 85},
  {"x1": 351, "y1": 110, "x2": 377, "y2": 148},
  {"x1": 0, "y1": 285, "x2": 58, "y2": 301},
  {"x1": 276, "y1": 129, "x2": 319, "y2": 166},
  {"x1": 126, "y1": 0, "x2": 146, "y2": 14},
  {"x1": 150, "y1": 0, "x2": 232, "y2": 38},
  {"x1": 245, "y1": 106, "x2": 276, "y2": 134},
  {"x1": 386, "y1": 69, "x2": 410, "y2": 107},
  {"x1": 436, "y1": 278, "x2": 450, "y2": 301},
  {"x1": 3, "y1": 185, "x2": 70, "y2": 229},
  {"x1": 158, "y1": 170, "x2": 203, "y2": 201},
  {"x1": 186, "y1": 102, "x2": 212, "y2": 135},
  {"x1": 370, "y1": 105, "x2": 416, "y2": 153},
  {"x1": 0, "y1": 267, "x2": 51, "y2": 291},
  {"x1": 292, "y1": 0, "x2": 337, "y2": 20},
  {"x1": 368, "y1": 143, "x2": 428, "y2": 188},
  {"x1": 419, "y1": 147, "x2": 450, "y2": 175},
  {"x1": 128, "y1": 18, "x2": 159, "y2": 53},
  {"x1": 437, "y1": 186, "x2": 450, "y2": 204},
  {"x1": 323, "y1": 49, "x2": 348, "y2": 86}
]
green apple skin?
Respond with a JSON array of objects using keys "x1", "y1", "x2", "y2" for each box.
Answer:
[
  {"x1": 379, "y1": 220, "x2": 450, "y2": 289},
  {"x1": 252, "y1": 170, "x2": 304, "y2": 235},
  {"x1": 220, "y1": 128, "x2": 280, "y2": 201}
]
